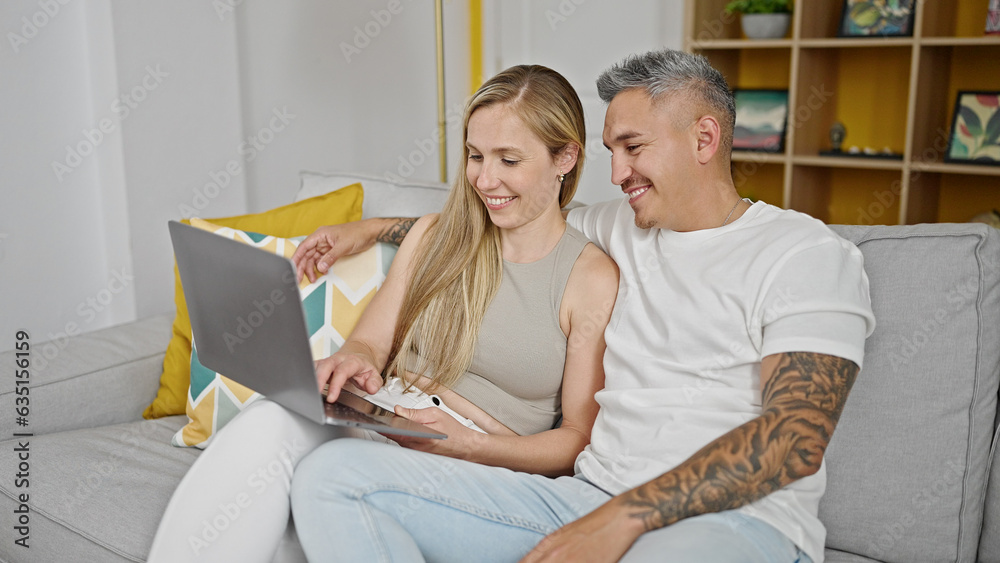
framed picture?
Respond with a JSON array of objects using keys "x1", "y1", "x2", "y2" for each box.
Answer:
[
  {"x1": 732, "y1": 89, "x2": 788, "y2": 153},
  {"x1": 988, "y1": 0, "x2": 1000, "y2": 35},
  {"x1": 945, "y1": 91, "x2": 1000, "y2": 165},
  {"x1": 837, "y1": 0, "x2": 916, "y2": 38}
]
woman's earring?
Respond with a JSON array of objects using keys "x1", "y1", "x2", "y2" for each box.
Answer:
[{"x1": 558, "y1": 173, "x2": 566, "y2": 182}]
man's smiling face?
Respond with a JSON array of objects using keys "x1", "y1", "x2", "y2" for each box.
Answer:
[{"x1": 603, "y1": 89, "x2": 701, "y2": 231}]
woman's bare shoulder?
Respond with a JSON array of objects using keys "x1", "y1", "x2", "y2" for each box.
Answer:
[{"x1": 565, "y1": 243, "x2": 619, "y2": 315}]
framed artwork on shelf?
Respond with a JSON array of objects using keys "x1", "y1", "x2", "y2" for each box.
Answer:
[
  {"x1": 987, "y1": 0, "x2": 1000, "y2": 35},
  {"x1": 732, "y1": 89, "x2": 788, "y2": 153},
  {"x1": 837, "y1": 0, "x2": 916, "y2": 38},
  {"x1": 944, "y1": 91, "x2": 1000, "y2": 166}
]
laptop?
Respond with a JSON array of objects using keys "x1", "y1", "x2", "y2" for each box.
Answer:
[{"x1": 167, "y1": 220, "x2": 445, "y2": 439}]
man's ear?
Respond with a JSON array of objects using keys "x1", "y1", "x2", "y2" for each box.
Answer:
[
  {"x1": 693, "y1": 115, "x2": 721, "y2": 164},
  {"x1": 556, "y1": 142, "x2": 580, "y2": 173}
]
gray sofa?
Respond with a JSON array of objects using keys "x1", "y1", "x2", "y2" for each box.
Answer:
[{"x1": 1, "y1": 177, "x2": 998, "y2": 562}]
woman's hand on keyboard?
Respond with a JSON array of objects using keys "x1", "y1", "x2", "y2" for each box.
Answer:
[{"x1": 314, "y1": 352, "x2": 383, "y2": 403}]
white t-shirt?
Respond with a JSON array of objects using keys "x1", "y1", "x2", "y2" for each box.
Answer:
[{"x1": 567, "y1": 199, "x2": 875, "y2": 563}]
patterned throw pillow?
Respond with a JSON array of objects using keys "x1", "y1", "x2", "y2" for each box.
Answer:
[
  {"x1": 170, "y1": 218, "x2": 397, "y2": 448},
  {"x1": 143, "y1": 183, "x2": 364, "y2": 419}
]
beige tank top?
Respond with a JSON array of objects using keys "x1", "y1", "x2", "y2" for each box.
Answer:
[{"x1": 449, "y1": 225, "x2": 590, "y2": 436}]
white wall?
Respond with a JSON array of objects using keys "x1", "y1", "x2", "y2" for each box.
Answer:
[
  {"x1": 110, "y1": 0, "x2": 248, "y2": 319},
  {"x1": 0, "y1": 0, "x2": 685, "y2": 350},
  {"x1": 234, "y1": 0, "x2": 471, "y2": 213},
  {"x1": 487, "y1": 0, "x2": 684, "y2": 205},
  {"x1": 1, "y1": 1, "x2": 134, "y2": 349}
]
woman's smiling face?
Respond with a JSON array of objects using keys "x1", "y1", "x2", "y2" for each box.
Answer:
[{"x1": 465, "y1": 104, "x2": 568, "y2": 233}]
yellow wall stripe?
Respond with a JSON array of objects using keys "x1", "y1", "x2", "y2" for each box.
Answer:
[{"x1": 469, "y1": 0, "x2": 483, "y2": 95}]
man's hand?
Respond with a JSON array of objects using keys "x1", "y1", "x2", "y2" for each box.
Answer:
[{"x1": 520, "y1": 499, "x2": 643, "y2": 563}]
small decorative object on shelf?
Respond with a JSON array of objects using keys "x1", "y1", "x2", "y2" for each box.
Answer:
[
  {"x1": 970, "y1": 209, "x2": 1000, "y2": 229},
  {"x1": 837, "y1": 0, "x2": 916, "y2": 38},
  {"x1": 818, "y1": 121, "x2": 903, "y2": 160},
  {"x1": 732, "y1": 89, "x2": 789, "y2": 153},
  {"x1": 987, "y1": 0, "x2": 1000, "y2": 35},
  {"x1": 945, "y1": 91, "x2": 1000, "y2": 166},
  {"x1": 724, "y1": 0, "x2": 791, "y2": 40},
  {"x1": 829, "y1": 121, "x2": 847, "y2": 152}
]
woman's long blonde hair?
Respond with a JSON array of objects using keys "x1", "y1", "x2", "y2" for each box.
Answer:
[{"x1": 384, "y1": 65, "x2": 586, "y2": 390}]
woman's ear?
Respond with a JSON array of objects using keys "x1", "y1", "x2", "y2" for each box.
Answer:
[{"x1": 555, "y1": 143, "x2": 580, "y2": 174}]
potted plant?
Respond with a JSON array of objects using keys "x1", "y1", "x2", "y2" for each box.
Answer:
[{"x1": 725, "y1": 0, "x2": 792, "y2": 39}]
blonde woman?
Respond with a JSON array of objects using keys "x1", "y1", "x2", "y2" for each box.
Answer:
[{"x1": 148, "y1": 65, "x2": 618, "y2": 562}]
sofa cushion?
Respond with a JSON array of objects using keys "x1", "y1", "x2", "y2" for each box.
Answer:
[
  {"x1": 823, "y1": 548, "x2": 882, "y2": 563},
  {"x1": 0, "y1": 315, "x2": 172, "y2": 439},
  {"x1": 0, "y1": 416, "x2": 196, "y2": 563},
  {"x1": 297, "y1": 170, "x2": 449, "y2": 219},
  {"x1": 144, "y1": 184, "x2": 364, "y2": 420},
  {"x1": 821, "y1": 224, "x2": 1000, "y2": 563}
]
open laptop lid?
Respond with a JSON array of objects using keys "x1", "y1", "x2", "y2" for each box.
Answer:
[{"x1": 167, "y1": 220, "x2": 444, "y2": 439}]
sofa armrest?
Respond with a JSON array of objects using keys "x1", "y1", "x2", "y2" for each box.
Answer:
[{"x1": 0, "y1": 315, "x2": 173, "y2": 437}]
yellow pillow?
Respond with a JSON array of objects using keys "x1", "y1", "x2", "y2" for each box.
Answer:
[
  {"x1": 171, "y1": 219, "x2": 397, "y2": 447},
  {"x1": 143, "y1": 183, "x2": 364, "y2": 419}
]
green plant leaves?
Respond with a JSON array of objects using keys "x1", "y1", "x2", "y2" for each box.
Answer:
[{"x1": 985, "y1": 106, "x2": 1000, "y2": 145}]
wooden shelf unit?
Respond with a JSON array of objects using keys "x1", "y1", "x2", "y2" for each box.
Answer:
[{"x1": 684, "y1": 0, "x2": 1000, "y2": 225}]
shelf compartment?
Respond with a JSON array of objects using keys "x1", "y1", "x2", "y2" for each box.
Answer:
[
  {"x1": 731, "y1": 160, "x2": 784, "y2": 208},
  {"x1": 911, "y1": 44, "x2": 1000, "y2": 165},
  {"x1": 792, "y1": 47, "x2": 911, "y2": 159},
  {"x1": 797, "y1": 0, "x2": 845, "y2": 39},
  {"x1": 689, "y1": 48, "x2": 792, "y2": 92},
  {"x1": 922, "y1": 0, "x2": 997, "y2": 38},
  {"x1": 936, "y1": 174, "x2": 1000, "y2": 223},
  {"x1": 686, "y1": 0, "x2": 744, "y2": 42},
  {"x1": 908, "y1": 172, "x2": 1000, "y2": 224},
  {"x1": 791, "y1": 165, "x2": 904, "y2": 225}
]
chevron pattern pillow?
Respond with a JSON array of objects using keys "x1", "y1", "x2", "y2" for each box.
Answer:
[{"x1": 171, "y1": 218, "x2": 397, "y2": 448}]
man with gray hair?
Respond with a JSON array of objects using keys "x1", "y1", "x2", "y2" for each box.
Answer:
[{"x1": 290, "y1": 48, "x2": 874, "y2": 562}]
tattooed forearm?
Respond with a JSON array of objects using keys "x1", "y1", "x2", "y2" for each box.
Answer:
[
  {"x1": 620, "y1": 352, "x2": 859, "y2": 532},
  {"x1": 375, "y1": 218, "x2": 417, "y2": 245}
]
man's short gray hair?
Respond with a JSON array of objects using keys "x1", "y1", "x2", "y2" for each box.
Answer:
[{"x1": 596, "y1": 49, "x2": 736, "y2": 154}]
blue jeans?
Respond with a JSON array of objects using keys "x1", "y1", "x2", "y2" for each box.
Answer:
[{"x1": 290, "y1": 438, "x2": 813, "y2": 563}]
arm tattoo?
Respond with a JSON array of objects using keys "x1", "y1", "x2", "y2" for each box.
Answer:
[
  {"x1": 621, "y1": 352, "x2": 859, "y2": 532},
  {"x1": 375, "y1": 218, "x2": 416, "y2": 245}
]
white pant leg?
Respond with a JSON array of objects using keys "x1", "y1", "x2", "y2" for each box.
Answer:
[{"x1": 148, "y1": 400, "x2": 359, "y2": 563}]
